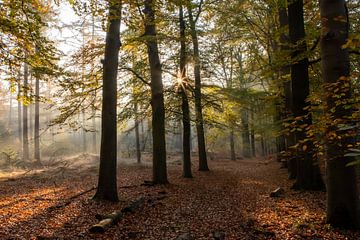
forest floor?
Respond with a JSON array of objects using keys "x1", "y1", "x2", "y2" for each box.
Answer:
[{"x1": 1, "y1": 154, "x2": 360, "y2": 240}]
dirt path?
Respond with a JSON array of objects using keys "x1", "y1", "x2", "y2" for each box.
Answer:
[{"x1": 0, "y1": 157, "x2": 359, "y2": 239}]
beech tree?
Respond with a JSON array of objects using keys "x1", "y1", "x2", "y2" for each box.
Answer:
[
  {"x1": 93, "y1": 0, "x2": 122, "y2": 202},
  {"x1": 22, "y1": 63, "x2": 30, "y2": 161},
  {"x1": 144, "y1": 0, "x2": 168, "y2": 184},
  {"x1": 178, "y1": 3, "x2": 192, "y2": 178},
  {"x1": 287, "y1": 0, "x2": 324, "y2": 190},
  {"x1": 34, "y1": 66, "x2": 41, "y2": 164},
  {"x1": 320, "y1": 0, "x2": 359, "y2": 228},
  {"x1": 187, "y1": 0, "x2": 209, "y2": 171}
]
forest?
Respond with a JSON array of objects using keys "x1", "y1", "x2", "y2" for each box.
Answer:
[{"x1": 0, "y1": 0, "x2": 359, "y2": 239}]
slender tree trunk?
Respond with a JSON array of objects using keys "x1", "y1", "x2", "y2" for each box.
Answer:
[
  {"x1": 275, "y1": 101, "x2": 286, "y2": 161},
  {"x1": 93, "y1": 0, "x2": 122, "y2": 202},
  {"x1": 29, "y1": 73, "x2": 33, "y2": 141},
  {"x1": 144, "y1": 0, "x2": 168, "y2": 184},
  {"x1": 241, "y1": 110, "x2": 251, "y2": 158},
  {"x1": 250, "y1": 110, "x2": 256, "y2": 157},
  {"x1": 187, "y1": 2, "x2": 209, "y2": 171},
  {"x1": 34, "y1": 74, "x2": 40, "y2": 164},
  {"x1": 179, "y1": 4, "x2": 192, "y2": 178},
  {"x1": 320, "y1": 0, "x2": 359, "y2": 228},
  {"x1": 91, "y1": 4, "x2": 97, "y2": 153},
  {"x1": 92, "y1": 112, "x2": 97, "y2": 152},
  {"x1": 134, "y1": 101, "x2": 141, "y2": 163},
  {"x1": 229, "y1": 129, "x2": 236, "y2": 161},
  {"x1": 288, "y1": 0, "x2": 324, "y2": 190},
  {"x1": 260, "y1": 135, "x2": 265, "y2": 157},
  {"x1": 8, "y1": 92, "x2": 12, "y2": 131},
  {"x1": 17, "y1": 75, "x2": 22, "y2": 143},
  {"x1": 82, "y1": 110, "x2": 86, "y2": 152},
  {"x1": 22, "y1": 63, "x2": 29, "y2": 161}
]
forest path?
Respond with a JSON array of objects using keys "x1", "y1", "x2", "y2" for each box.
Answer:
[{"x1": 0, "y1": 157, "x2": 359, "y2": 239}]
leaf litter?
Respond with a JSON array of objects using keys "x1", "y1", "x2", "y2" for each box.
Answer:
[{"x1": 0, "y1": 156, "x2": 359, "y2": 239}]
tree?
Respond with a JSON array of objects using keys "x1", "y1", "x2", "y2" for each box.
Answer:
[
  {"x1": 277, "y1": 0, "x2": 297, "y2": 177},
  {"x1": 34, "y1": 64, "x2": 41, "y2": 165},
  {"x1": 187, "y1": 0, "x2": 209, "y2": 171},
  {"x1": 17, "y1": 71, "x2": 22, "y2": 143},
  {"x1": 22, "y1": 63, "x2": 29, "y2": 161},
  {"x1": 93, "y1": 0, "x2": 122, "y2": 202},
  {"x1": 134, "y1": 95, "x2": 141, "y2": 163},
  {"x1": 288, "y1": 0, "x2": 324, "y2": 190},
  {"x1": 178, "y1": 3, "x2": 192, "y2": 178},
  {"x1": 320, "y1": 0, "x2": 359, "y2": 229},
  {"x1": 144, "y1": 0, "x2": 168, "y2": 184}
]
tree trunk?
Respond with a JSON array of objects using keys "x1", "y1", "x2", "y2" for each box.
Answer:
[
  {"x1": 93, "y1": 0, "x2": 122, "y2": 202},
  {"x1": 278, "y1": 2, "x2": 297, "y2": 177},
  {"x1": 187, "y1": 2, "x2": 209, "y2": 171},
  {"x1": 34, "y1": 73, "x2": 40, "y2": 164},
  {"x1": 22, "y1": 63, "x2": 29, "y2": 161},
  {"x1": 288, "y1": 0, "x2": 324, "y2": 190},
  {"x1": 179, "y1": 4, "x2": 192, "y2": 178},
  {"x1": 144, "y1": 0, "x2": 168, "y2": 184},
  {"x1": 8, "y1": 92, "x2": 12, "y2": 131},
  {"x1": 250, "y1": 111, "x2": 256, "y2": 157},
  {"x1": 275, "y1": 102, "x2": 286, "y2": 161},
  {"x1": 320, "y1": 0, "x2": 359, "y2": 229},
  {"x1": 17, "y1": 73, "x2": 22, "y2": 143},
  {"x1": 241, "y1": 110, "x2": 251, "y2": 158},
  {"x1": 29, "y1": 73, "x2": 33, "y2": 140},
  {"x1": 92, "y1": 111, "x2": 97, "y2": 153},
  {"x1": 260, "y1": 135, "x2": 265, "y2": 157},
  {"x1": 134, "y1": 101, "x2": 141, "y2": 163},
  {"x1": 91, "y1": 7, "x2": 97, "y2": 154},
  {"x1": 82, "y1": 110, "x2": 86, "y2": 152},
  {"x1": 229, "y1": 129, "x2": 236, "y2": 161}
]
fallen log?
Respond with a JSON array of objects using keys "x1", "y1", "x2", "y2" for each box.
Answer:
[{"x1": 90, "y1": 197, "x2": 145, "y2": 233}]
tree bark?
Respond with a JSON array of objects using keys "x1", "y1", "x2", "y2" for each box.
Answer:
[
  {"x1": 250, "y1": 110, "x2": 256, "y2": 157},
  {"x1": 8, "y1": 92, "x2": 12, "y2": 131},
  {"x1": 82, "y1": 110, "x2": 86, "y2": 152},
  {"x1": 22, "y1": 63, "x2": 29, "y2": 161},
  {"x1": 28, "y1": 73, "x2": 33, "y2": 140},
  {"x1": 34, "y1": 73, "x2": 40, "y2": 164},
  {"x1": 93, "y1": 0, "x2": 122, "y2": 202},
  {"x1": 278, "y1": 2, "x2": 297, "y2": 177},
  {"x1": 134, "y1": 101, "x2": 141, "y2": 163},
  {"x1": 320, "y1": 0, "x2": 359, "y2": 229},
  {"x1": 90, "y1": 197, "x2": 145, "y2": 233},
  {"x1": 288, "y1": 0, "x2": 324, "y2": 190},
  {"x1": 187, "y1": 1, "x2": 209, "y2": 171},
  {"x1": 241, "y1": 110, "x2": 251, "y2": 158},
  {"x1": 144, "y1": 0, "x2": 168, "y2": 184},
  {"x1": 17, "y1": 73, "x2": 22, "y2": 143},
  {"x1": 229, "y1": 129, "x2": 236, "y2": 161},
  {"x1": 179, "y1": 4, "x2": 193, "y2": 178}
]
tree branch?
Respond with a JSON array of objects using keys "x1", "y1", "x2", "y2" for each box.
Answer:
[{"x1": 119, "y1": 67, "x2": 150, "y2": 86}]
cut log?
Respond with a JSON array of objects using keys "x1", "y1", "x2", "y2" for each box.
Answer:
[
  {"x1": 90, "y1": 197, "x2": 145, "y2": 233},
  {"x1": 269, "y1": 187, "x2": 285, "y2": 198}
]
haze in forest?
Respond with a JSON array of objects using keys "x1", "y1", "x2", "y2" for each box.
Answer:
[{"x1": 0, "y1": 0, "x2": 359, "y2": 239}]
